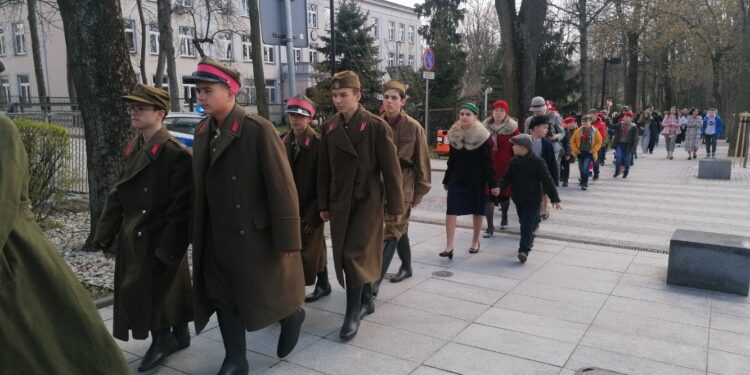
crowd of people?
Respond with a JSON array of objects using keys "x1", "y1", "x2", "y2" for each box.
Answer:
[{"x1": 0, "y1": 52, "x2": 728, "y2": 375}]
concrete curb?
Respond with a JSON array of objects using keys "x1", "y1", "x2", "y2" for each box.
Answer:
[{"x1": 94, "y1": 295, "x2": 114, "y2": 309}]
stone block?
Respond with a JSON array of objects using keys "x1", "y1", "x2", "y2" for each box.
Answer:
[
  {"x1": 667, "y1": 229, "x2": 750, "y2": 296},
  {"x1": 698, "y1": 158, "x2": 731, "y2": 179}
]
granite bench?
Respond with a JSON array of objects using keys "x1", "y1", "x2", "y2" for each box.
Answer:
[
  {"x1": 667, "y1": 229, "x2": 750, "y2": 296},
  {"x1": 698, "y1": 158, "x2": 731, "y2": 180}
]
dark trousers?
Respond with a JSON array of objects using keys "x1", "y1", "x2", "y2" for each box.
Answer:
[
  {"x1": 560, "y1": 159, "x2": 571, "y2": 183},
  {"x1": 515, "y1": 200, "x2": 541, "y2": 253},
  {"x1": 577, "y1": 152, "x2": 595, "y2": 185},
  {"x1": 597, "y1": 144, "x2": 607, "y2": 164},
  {"x1": 648, "y1": 131, "x2": 658, "y2": 152},
  {"x1": 705, "y1": 134, "x2": 717, "y2": 155},
  {"x1": 615, "y1": 143, "x2": 632, "y2": 174}
]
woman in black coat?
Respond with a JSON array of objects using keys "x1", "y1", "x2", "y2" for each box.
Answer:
[{"x1": 440, "y1": 103, "x2": 499, "y2": 258}]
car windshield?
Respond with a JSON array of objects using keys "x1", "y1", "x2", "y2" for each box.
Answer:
[{"x1": 165, "y1": 117, "x2": 202, "y2": 135}]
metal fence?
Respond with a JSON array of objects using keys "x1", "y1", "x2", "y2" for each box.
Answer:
[{"x1": 4, "y1": 111, "x2": 88, "y2": 194}]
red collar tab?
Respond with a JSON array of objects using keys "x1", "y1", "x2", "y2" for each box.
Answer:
[
  {"x1": 359, "y1": 121, "x2": 368, "y2": 132},
  {"x1": 124, "y1": 144, "x2": 133, "y2": 157},
  {"x1": 151, "y1": 143, "x2": 161, "y2": 155},
  {"x1": 197, "y1": 122, "x2": 208, "y2": 134},
  {"x1": 327, "y1": 121, "x2": 335, "y2": 134},
  {"x1": 304, "y1": 137, "x2": 311, "y2": 147},
  {"x1": 231, "y1": 119, "x2": 240, "y2": 133}
]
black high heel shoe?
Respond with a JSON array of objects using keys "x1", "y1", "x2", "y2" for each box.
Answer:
[
  {"x1": 439, "y1": 249, "x2": 454, "y2": 260},
  {"x1": 469, "y1": 243, "x2": 481, "y2": 254}
]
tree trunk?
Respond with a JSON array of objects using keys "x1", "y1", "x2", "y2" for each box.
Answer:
[
  {"x1": 157, "y1": 0, "x2": 181, "y2": 111},
  {"x1": 625, "y1": 31, "x2": 639, "y2": 108},
  {"x1": 27, "y1": 0, "x2": 48, "y2": 111},
  {"x1": 58, "y1": 0, "x2": 138, "y2": 250},
  {"x1": 661, "y1": 47, "x2": 673, "y2": 108},
  {"x1": 136, "y1": 0, "x2": 148, "y2": 83},
  {"x1": 155, "y1": 49, "x2": 165, "y2": 87},
  {"x1": 578, "y1": 0, "x2": 590, "y2": 112},
  {"x1": 495, "y1": 0, "x2": 519, "y2": 119},
  {"x1": 248, "y1": 0, "x2": 269, "y2": 118}
]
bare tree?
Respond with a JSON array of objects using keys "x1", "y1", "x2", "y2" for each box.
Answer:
[
  {"x1": 136, "y1": 0, "x2": 148, "y2": 83},
  {"x1": 460, "y1": 0, "x2": 500, "y2": 99},
  {"x1": 154, "y1": 0, "x2": 181, "y2": 111},
  {"x1": 57, "y1": 0, "x2": 138, "y2": 249},
  {"x1": 26, "y1": 0, "x2": 48, "y2": 110},
  {"x1": 248, "y1": 0, "x2": 268, "y2": 118}
]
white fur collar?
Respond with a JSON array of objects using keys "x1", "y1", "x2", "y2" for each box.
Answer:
[
  {"x1": 447, "y1": 120, "x2": 490, "y2": 150},
  {"x1": 483, "y1": 117, "x2": 519, "y2": 135}
]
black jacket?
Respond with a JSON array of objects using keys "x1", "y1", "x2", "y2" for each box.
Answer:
[
  {"x1": 536, "y1": 137, "x2": 559, "y2": 186},
  {"x1": 442, "y1": 139, "x2": 497, "y2": 189},
  {"x1": 500, "y1": 153, "x2": 561, "y2": 205}
]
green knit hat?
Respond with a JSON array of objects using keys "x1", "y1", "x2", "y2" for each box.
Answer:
[{"x1": 461, "y1": 102, "x2": 480, "y2": 116}]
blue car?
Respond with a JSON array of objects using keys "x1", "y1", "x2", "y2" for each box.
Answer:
[{"x1": 164, "y1": 112, "x2": 205, "y2": 148}]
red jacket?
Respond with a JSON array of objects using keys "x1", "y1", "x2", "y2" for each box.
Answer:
[
  {"x1": 592, "y1": 119, "x2": 607, "y2": 143},
  {"x1": 484, "y1": 118, "x2": 520, "y2": 197}
]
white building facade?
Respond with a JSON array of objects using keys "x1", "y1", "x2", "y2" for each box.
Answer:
[{"x1": 0, "y1": 0, "x2": 422, "y2": 122}]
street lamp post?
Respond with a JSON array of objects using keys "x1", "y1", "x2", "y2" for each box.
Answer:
[{"x1": 600, "y1": 57, "x2": 622, "y2": 110}]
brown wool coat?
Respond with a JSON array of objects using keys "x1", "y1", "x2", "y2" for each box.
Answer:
[
  {"x1": 95, "y1": 127, "x2": 194, "y2": 341},
  {"x1": 192, "y1": 104, "x2": 304, "y2": 333},
  {"x1": 389, "y1": 112, "x2": 432, "y2": 205},
  {"x1": 0, "y1": 116, "x2": 129, "y2": 374},
  {"x1": 318, "y1": 106, "x2": 404, "y2": 288},
  {"x1": 282, "y1": 127, "x2": 327, "y2": 285}
]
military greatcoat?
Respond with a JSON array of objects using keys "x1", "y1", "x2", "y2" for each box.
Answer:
[
  {"x1": 0, "y1": 115, "x2": 129, "y2": 374},
  {"x1": 318, "y1": 105, "x2": 404, "y2": 288},
  {"x1": 192, "y1": 104, "x2": 304, "y2": 333},
  {"x1": 95, "y1": 127, "x2": 194, "y2": 341},
  {"x1": 282, "y1": 127, "x2": 327, "y2": 285}
]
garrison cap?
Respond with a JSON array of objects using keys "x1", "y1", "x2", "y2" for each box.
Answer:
[
  {"x1": 286, "y1": 94, "x2": 317, "y2": 118},
  {"x1": 331, "y1": 71, "x2": 361, "y2": 90},
  {"x1": 121, "y1": 84, "x2": 170, "y2": 112},
  {"x1": 183, "y1": 57, "x2": 241, "y2": 94},
  {"x1": 383, "y1": 80, "x2": 407, "y2": 95}
]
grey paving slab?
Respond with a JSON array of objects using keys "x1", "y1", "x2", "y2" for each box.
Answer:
[
  {"x1": 602, "y1": 296, "x2": 711, "y2": 327},
  {"x1": 164, "y1": 335, "x2": 278, "y2": 375},
  {"x1": 99, "y1": 306, "x2": 114, "y2": 321},
  {"x1": 390, "y1": 289, "x2": 490, "y2": 321},
  {"x1": 323, "y1": 320, "x2": 446, "y2": 363},
  {"x1": 592, "y1": 310, "x2": 708, "y2": 347},
  {"x1": 424, "y1": 342, "x2": 561, "y2": 375},
  {"x1": 122, "y1": 350, "x2": 141, "y2": 364},
  {"x1": 296, "y1": 306, "x2": 343, "y2": 338},
  {"x1": 712, "y1": 298, "x2": 750, "y2": 319},
  {"x1": 261, "y1": 362, "x2": 325, "y2": 374},
  {"x1": 496, "y1": 293, "x2": 600, "y2": 325},
  {"x1": 287, "y1": 338, "x2": 418, "y2": 375},
  {"x1": 549, "y1": 248, "x2": 635, "y2": 273},
  {"x1": 455, "y1": 323, "x2": 577, "y2": 367},
  {"x1": 617, "y1": 272, "x2": 666, "y2": 290},
  {"x1": 511, "y1": 281, "x2": 609, "y2": 309},
  {"x1": 363, "y1": 302, "x2": 470, "y2": 340},
  {"x1": 409, "y1": 366, "x2": 457, "y2": 375},
  {"x1": 127, "y1": 361, "x2": 187, "y2": 375},
  {"x1": 564, "y1": 346, "x2": 705, "y2": 375},
  {"x1": 625, "y1": 262, "x2": 666, "y2": 278},
  {"x1": 711, "y1": 312, "x2": 750, "y2": 335},
  {"x1": 454, "y1": 250, "x2": 553, "y2": 280},
  {"x1": 708, "y1": 349, "x2": 750, "y2": 375},
  {"x1": 610, "y1": 283, "x2": 712, "y2": 309},
  {"x1": 475, "y1": 307, "x2": 589, "y2": 344},
  {"x1": 536, "y1": 262, "x2": 623, "y2": 283},
  {"x1": 580, "y1": 326, "x2": 707, "y2": 370},
  {"x1": 710, "y1": 329, "x2": 750, "y2": 357},
  {"x1": 189, "y1": 314, "x2": 218, "y2": 337},
  {"x1": 413, "y1": 277, "x2": 506, "y2": 305},
  {"x1": 438, "y1": 268, "x2": 521, "y2": 291},
  {"x1": 200, "y1": 321, "x2": 321, "y2": 359}
]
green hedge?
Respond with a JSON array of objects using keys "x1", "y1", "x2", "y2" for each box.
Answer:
[{"x1": 13, "y1": 118, "x2": 73, "y2": 223}]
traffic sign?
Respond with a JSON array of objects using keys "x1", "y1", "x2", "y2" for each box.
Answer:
[
  {"x1": 422, "y1": 49, "x2": 435, "y2": 71},
  {"x1": 423, "y1": 71, "x2": 435, "y2": 80},
  {"x1": 259, "y1": 0, "x2": 309, "y2": 48}
]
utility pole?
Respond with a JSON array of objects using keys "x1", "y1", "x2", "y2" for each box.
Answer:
[
  {"x1": 283, "y1": 0, "x2": 296, "y2": 96},
  {"x1": 330, "y1": 0, "x2": 336, "y2": 76}
]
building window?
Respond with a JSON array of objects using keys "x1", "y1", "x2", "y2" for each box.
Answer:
[
  {"x1": 387, "y1": 21, "x2": 395, "y2": 41},
  {"x1": 123, "y1": 19, "x2": 137, "y2": 53},
  {"x1": 182, "y1": 80, "x2": 197, "y2": 103},
  {"x1": 263, "y1": 45, "x2": 275, "y2": 64},
  {"x1": 308, "y1": 4, "x2": 318, "y2": 28},
  {"x1": 13, "y1": 22, "x2": 26, "y2": 55},
  {"x1": 239, "y1": 0, "x2": 250, "y2": 16},
  {"x1": 0, "y1": 26, "x2": 6, "y2": 56},
  {"x1": 179, "y1": 26, "x2": 196, "y2": 57},
  {"x1": 398, "y1": 23, "x2": 405, "y2": 42},
  {"x1": 241, "y1": 35, "x2": 252, "y2": 61},
  {"x1": 388, "y1": 52, "x2": 394, "y2": 67},
  {"x1": 0, "y1": 79, "x2": 10, "y2": 105},
  {"x1": 408, "y1": 25, "x2": 415, "y2": 43},
  {"x1": 17, "y1": 74, "x2": 30, "y2": 102},
  {"x1": 240, "y1": 78, "x2": 256, "y2": 104},
  {"x1": 398, "y1": 53, "x2": 404, "y2": 66},
  {"x1": 217, "y1": 32, "x2": 233, "y2": 61},
  {"x1": 371, "y1": 18, "x2": 379, "y2": 38},
  {"x1": 148, "y1": 23, "x2": 159, "y2": 55},
  {"x1": 408, "y1": 54, "x2": 415, "y2": 68},
  {"x1": 265, "y1": 80, "x2": 277, "y2": 103},
  {"x1": 294, "y1": 48, "x2": 302, "y2": 63},
  {"x1": 308, "y1": 49, "x2": 318, "y2": 63},
  {"x1": 175, "y1": 0, "x2": 193, "y2": 7},
  {"x1": 324, "y1": 7, "x2": 331, "y2": 30}
]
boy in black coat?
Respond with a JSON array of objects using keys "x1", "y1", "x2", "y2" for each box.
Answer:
[
  {"x1": 500, "y1": 134, "x2": 562, "y2": 263},
  {"x1": 528, "y1": 115, "x2": 559, "y2": 220}
]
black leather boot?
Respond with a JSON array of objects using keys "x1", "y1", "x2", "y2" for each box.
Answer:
[
  {"x1": 216, "y1": 308, "x2": 249, "y2": 375},
  {"x1": 391, "y1": 235, "x2": 412, "y2": 283},
  {"x1": 373, "y1": 239, "x2": 397, "y2": 296},
  {"x1": 277, "y1": 307, "x2": 305, "y2": 358},
  {"x1": 173, "y1": 324, "x2": 190, "y2": 350},
  {"x1": 360, "y1": 283, "x2": 375, "y2": 318},
  {"x1": 340, "y1": 285, "x2": 363, "y2": 341},
  {"x1": 304, "y1": 270, "x2": 332, "y2": 302},
  {"x1": 138, "y1": 328, "x2": 178, "y2": 372}
]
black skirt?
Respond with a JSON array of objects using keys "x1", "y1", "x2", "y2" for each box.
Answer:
[{"x1": 446, "y1": 184, "x2": 485, "y2": 216}]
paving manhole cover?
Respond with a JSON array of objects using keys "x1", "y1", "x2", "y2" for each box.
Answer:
[
  {"x1": 432, "y1": 270, "x2": 453, "y2": 278},
  {"x1": 576, "y1": 368, "x2": 626, "y2": 375}
]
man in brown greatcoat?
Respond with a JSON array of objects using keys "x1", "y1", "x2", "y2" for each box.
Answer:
[
  {"x1": 282, "y1": 95, "x2": 331, "y2": 302},
  {"x1": 185, "y1": 58, "x2": 305, "y2": 375},
  {"x1": 95, "y1": 84, "x2": 193, "y2": 372},
  {"x1": 374, "y1": 80, "x2": 432, "y2": 296},
  {"x1": 318, "y1": 71, "x2": 404, "y2": 341}
]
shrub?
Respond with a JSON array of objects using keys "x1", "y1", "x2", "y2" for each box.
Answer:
[{"x1": 13, "y1": 118, "x2": 73, "y2": 223}]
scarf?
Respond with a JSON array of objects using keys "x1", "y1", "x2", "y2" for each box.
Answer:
[{"x1": 580, "y1": 127, "x2": 595, "y2": 152}]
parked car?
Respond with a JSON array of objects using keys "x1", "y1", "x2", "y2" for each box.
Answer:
[{"x1": 164, "y1": 112, "x2": 204, "y2": 148}]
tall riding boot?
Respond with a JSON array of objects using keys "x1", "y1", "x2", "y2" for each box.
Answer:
[
  {"x1": 360, "y1": 283, "x2": 375, "y2": 318},
  {"x1": 499, "y1": 199, "x2": 510, "y2": 229},
  {"x1": 483, "y1": 201, "x2": 494, "y2": 238},
  {"x1": 305, "y1": 269, "x2": 332, "y2": 302},
  {"x1": 340, "y1": 285, "x2": 363, "y2": 341},
  {"x1": 391, "y1": 234, "x2": 412, "y2": 283},
  {"x1": 172, "y1": 324, "x2": 191, "y2": 350},
  {"x1": 373, "y1": 239, "x2": 397, "y2": 296},
  {"x1": 138, "y1": 327, "x2": 178, "y2": 372},
  {"x1": 277, "y1": 307, "x2": 305, "y2": 358},
  {"x1": 216, "y1": 308, "x2": 249, "y2": 375}
]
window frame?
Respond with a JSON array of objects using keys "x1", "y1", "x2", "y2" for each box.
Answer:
[
  {"x1": 263, "y1": 45, "x2": 275, "y2": 64},
  {"x1": 241, "y1": 35, "x2": 252, "y2": 62},
  {"x1": 13, "y1": 22, "x2": 26, "y2": 56},
  {"x1": 308, "y1": 4, "x2": 318, "y2": 29},
  {"x1": 217, "y1": 32, "x2": 234, "y2": 61},
  {"x1": 179, "y1": 26, "x2": 196, "y2": 57},
  {"x1": 387, "y1": 21, "x2": 395, "y2": 41},
  {"x1": 265, "y1": 79, "x2": 277, "y2": 104},
  {"x1": 17, "y1": 74, "x2": 30, "y2": 102},
  {"x1": 0, "y1": 26, "x2": 6, "y2": 57},
  {"x1": 148, "y1": 23, "x2": 160, "y2": 55}
]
